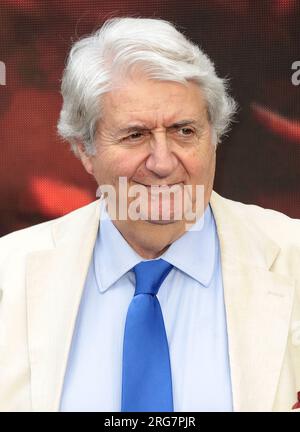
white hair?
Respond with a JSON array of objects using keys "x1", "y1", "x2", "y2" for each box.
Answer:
[{"x1": 57, "y1": 17, "x2": 237, "y2": 156}]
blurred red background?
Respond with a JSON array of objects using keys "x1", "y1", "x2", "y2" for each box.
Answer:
[{"x1": 0, "y1": 0, "x2": 299, "y2": 236}]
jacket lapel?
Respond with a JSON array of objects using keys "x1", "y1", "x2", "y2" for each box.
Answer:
[
  {"x1": 26, "y1": 200, "x2": 101, "y2": 411},
  {"x1": 210, "y1": 191, "x2": 295, "y2": 411}
]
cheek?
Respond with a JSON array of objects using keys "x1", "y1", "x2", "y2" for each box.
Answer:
[
  {"x1": 93, "y1": 147, "x2": 145, "y2": 185},
  {"x1": 183, "y1": 146, "x2": 215, "y2": 181}
]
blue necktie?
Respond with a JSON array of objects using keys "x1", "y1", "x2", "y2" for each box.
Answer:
[{"x1": 121, "y1": 259, "x2": 174, "y2": 412}]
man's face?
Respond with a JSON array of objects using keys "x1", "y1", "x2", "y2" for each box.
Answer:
[{"x1": 79, "y1": 77, "x2": 216, "y2": 247}]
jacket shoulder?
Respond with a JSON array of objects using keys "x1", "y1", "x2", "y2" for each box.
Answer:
[
  {"x1": 214, "y1": 192, "x2": 300, "y2": 249},
  {"x1": 0, "y1": 200, "x2": 100, "y2": 259}
]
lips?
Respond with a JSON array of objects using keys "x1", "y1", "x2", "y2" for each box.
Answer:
[{"x1": 133, "y1": 182, "x2": 184, "y2": 188}]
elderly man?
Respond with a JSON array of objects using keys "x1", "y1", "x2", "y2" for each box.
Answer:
[{"x1": 0, "y1": 17, "x2": 299, "y2": 413}]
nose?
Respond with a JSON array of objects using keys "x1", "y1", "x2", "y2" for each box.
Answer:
[{"x1": 145, "y1": 132, "x2": 179, "y2": 177}]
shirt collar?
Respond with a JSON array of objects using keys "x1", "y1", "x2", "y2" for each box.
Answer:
[
  {"x1": 94, "y1": 201, "x2": 217, "y2": 293},
  {"x1": 161, "y1": 205, "x2": 217, "y2": 287},
  {"x1": 93, "y1": 201, "x2": 142, "y2": 293}
]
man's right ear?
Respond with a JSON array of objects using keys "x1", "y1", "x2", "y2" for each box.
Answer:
[{"x1": 75, "y1": 142, "x2": 95, "y2": 176}]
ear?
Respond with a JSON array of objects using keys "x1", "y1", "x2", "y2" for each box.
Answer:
[{"x1": 76, "y1": 142, "x2": 95, "y2": 176}]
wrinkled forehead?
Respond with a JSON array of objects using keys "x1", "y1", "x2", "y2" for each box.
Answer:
[{"x1": 100, "y1": 77, "x2": 209, "y2": 128}]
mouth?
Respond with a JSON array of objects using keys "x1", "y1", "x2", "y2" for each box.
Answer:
[{"x1": 132, "y1": 181, "x2": 184, "y2": 188}]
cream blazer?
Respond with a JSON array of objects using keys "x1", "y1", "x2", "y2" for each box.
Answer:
[{"x1": 0, "y1": 190, "x2": 299, "y2": 412}]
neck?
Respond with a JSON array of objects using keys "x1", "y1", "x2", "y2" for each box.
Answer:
[{"x1": 113, "y1": 219, "x2": 187, "y2": 259}]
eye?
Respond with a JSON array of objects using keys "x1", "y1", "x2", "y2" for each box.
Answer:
[
  {"x1": 178, "y1": 127, "x2": 194, "y2": 136},
  {"x1": 129, "y1": 132, "x2": 143, "y2": 139},
  {"x1": 123, "y1": 132, "x2": 145, "y2": 142}
]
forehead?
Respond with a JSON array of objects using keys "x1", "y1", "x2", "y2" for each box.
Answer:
[{"x1": 101, "y1": 78, "x2": 208, "y2": 126}]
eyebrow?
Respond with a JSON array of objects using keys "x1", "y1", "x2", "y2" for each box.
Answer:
[{"x1": 116, "y1": 119, "x2": 201, "y2": 135}]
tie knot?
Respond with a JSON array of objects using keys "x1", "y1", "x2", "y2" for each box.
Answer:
[{"x1": 133, "y1": 259, "x2": 173, "y2": 296}]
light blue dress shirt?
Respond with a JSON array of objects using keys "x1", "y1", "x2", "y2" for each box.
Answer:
[{"x1": 60, "y1": 203, "x2": 233, "y2": 412}]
